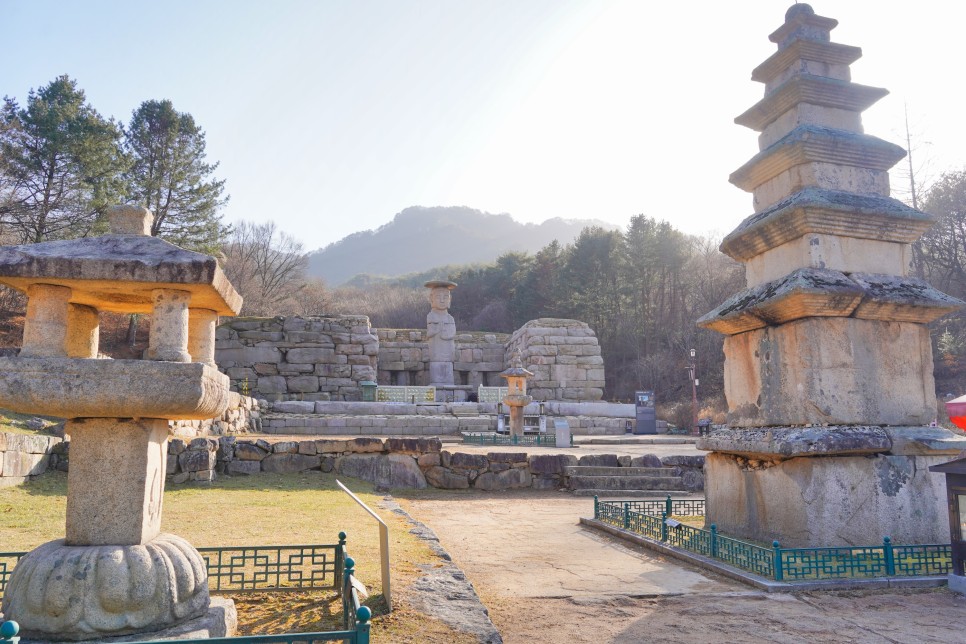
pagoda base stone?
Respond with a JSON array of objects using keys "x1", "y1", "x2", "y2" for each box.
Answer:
[
  {"x1": 703, "y1": 429, "x2": 963, "y2": 546},
  {"x1": 1, "y1": 534, "x2": 209, "y2": 641},
  {"x1": 15, "y1": 598, "x2": 237, "y2": 643},
  {"x1": 725, "y1": 317, "x2": 936, "y2": 427}
]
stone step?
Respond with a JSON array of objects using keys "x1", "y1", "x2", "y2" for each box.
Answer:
[
  {"x1": 572, "y1": 489, "x2": 690, "y2": 497},
  {"x1": 567, "y1": 475, "x2": 684, "y2": 491},
  {"x1": 564, "y1": 466, "x2": 675, "y2": 477}
]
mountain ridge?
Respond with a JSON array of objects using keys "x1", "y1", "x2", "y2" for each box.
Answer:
[{"x1": 308, "y1": 205, "x2": 617, "y2": 285}]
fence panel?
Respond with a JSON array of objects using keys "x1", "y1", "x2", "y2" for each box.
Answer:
[
  {"x1": 200, "y1": 544, "x2": 342, "y2": 592},
  {"x1": 626, "y1": 510, "x2": 663, "y2": 540},
  {"x1": 715, "y1": 534, "x2": 775, "y2": 578},
  {"x1": 665, "y1": 523, "x2": 713, "y2": 556},
  {"x1": 892, "y1": 544, "x2": 952, "y2": 577},
  {"x1": 779, "y1": 546, "x2": 888, "y2": 581}
]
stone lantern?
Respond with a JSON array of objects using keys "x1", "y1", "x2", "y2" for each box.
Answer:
[
  {"x1": 0, "y1": 205, "x2": 242, "y2": 640},
  {"x1": 500, "y1": 351, "x2": 533, "y2": 439}
]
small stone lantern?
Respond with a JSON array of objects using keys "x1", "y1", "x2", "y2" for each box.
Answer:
[
  {"x1": 500, "y1": 351, "x2": 533, "y2": 439},
  {"x1": 0, "y1": 206, "x2": 241, "y2": 640},
  {"x1": 928, "y1": 454, "x2": 966, "y2": 595}
]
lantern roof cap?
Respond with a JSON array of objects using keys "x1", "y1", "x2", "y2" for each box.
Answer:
[{"x1": 500, "y1": 351, "x2": 534, "y2": 378}]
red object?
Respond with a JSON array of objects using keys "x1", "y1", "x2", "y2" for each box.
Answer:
[{"x1": 946, "y1": 395, "x2": 966, "y2": 430}]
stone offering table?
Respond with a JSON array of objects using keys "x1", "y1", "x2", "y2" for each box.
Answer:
[
  {"x1": 697, "y1": 5, "x2": 966, "y2": 547},
  {"x1": 0, "y1": 206, "x2": 241, "y2": 640}
]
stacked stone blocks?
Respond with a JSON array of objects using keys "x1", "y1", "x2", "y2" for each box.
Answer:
[
  {"x1": 505, "y1": 319, "x2": 605, "y2": 401},
  {"x1": 216, "y1": 316, "x2": 377, "y2": 401},
  {"x1": 221, "y1": 316, "x2": 605, "y2": 402},
  {"x1": 0, "y1": 432, "x2": 61, "y2": 488}
]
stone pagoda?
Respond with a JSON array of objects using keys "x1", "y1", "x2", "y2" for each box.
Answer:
[
  {"x1": 697, "y1": 4, "x2": 966, "y2": 547},
  {"x1": 0, "y1": 206, "x2": 241, "y2": 640}
]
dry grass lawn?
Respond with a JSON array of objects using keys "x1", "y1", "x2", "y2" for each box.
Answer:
[{"x1": 0, "y1": 470, "x2": 475, "y2": 641}]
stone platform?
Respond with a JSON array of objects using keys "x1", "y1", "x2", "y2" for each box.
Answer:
[{"x1": 261, "y1": 400, "x2": 635, "y2": 436}]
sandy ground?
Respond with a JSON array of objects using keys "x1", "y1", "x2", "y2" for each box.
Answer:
[{"x1": 399, "y1": 491, "x2": 966, "y2": 643}]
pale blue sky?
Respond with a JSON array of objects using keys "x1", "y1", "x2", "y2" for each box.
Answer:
[{"x1": 2, "y1": 1, "x2": 964, "y2": 251}]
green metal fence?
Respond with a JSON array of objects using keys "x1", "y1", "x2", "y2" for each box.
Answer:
[
  {"x1": 461, "y1": 431, "x2": 571, "y2": 447},
  {"x1": 594, "y1": 497, "x2": 952, "y2": 582},
  {"x1": 0, "y1": 554, "x2": 22, "y2": 596},
  {"x1": 1, "y1": 535, "x2": 346, "y2": 596},
  {"x1": 0, "y1": 540, "x2": 371, "y2": 644}
]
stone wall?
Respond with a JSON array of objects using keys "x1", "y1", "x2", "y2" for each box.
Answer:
[
  {"x1": 505, "y1": 319, "x2": 605, "y2": 401},
  {"x1": 169, "y1": 392, "x2": 262, "y2": 437},
  {"x1": 17, "y1": 433, "x2": 703, "y2": 493},
  {"x1": 453, "y1": 332, "x2": 509, "y2": 387},
  {"x1": 168, "y1": 435, "x2": 705, "y2": 492},
  {"x1": 216, "y1": 315, "x2": 605, "y2": 402},
  {"x1": 374, "y1": 329, "x2": 508, "y2": 388},
  {"x1": 374, "y1": 329, "x2": 426, "y2": 385},
  {"x1": 0, "y1": 432, "x2": 63, "y2": 487},
  {"x1": 215, "y1": 316, "x2": 378, "y2": 401}
]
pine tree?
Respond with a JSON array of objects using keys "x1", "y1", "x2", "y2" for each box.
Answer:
[
  {"x1": 0, "y1": 76, "x2": 126, "y2": 243},
  {"x1": 125, "y1": 100, "x2": 228, "y2": 252}
]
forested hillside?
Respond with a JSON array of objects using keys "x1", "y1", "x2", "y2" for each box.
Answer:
[{"x1": 306, "y1": 206, "x2": 616, "y2": 285}]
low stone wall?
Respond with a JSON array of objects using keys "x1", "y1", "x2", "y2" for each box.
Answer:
[
  {"x1": 161, "y1": 435, "x2": 706, "y2": 492},
  {"x1": 170, "y1": 393, "x2": 262, "y2": 437},
  {"x1": 167, "y1": 437, "x2": 219, "y2": 483},
  {"x1": 215, "y1": 316, "x2": 378, "y2": 401},
  {"x1": 0, "y1": 432, "x2": 63, "y2": 488},
  {"x1": 14, "y1": 431, "x2": 703, "y2": 492},
  {"x1": 505, "y1": 319, "x2": 605, "y2": 401}
]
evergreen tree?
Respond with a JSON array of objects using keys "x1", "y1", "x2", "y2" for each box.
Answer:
[
  {"x1": 125, "y1": 99, "x2": 228, "y2": 252},
  {"x1": 0, "y1": 76, "x2": 126, "y2": 243}
]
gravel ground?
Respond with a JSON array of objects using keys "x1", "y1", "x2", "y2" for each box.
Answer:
[{"x1": 399, "y1": 490, "x2": 966, "y2": 643}]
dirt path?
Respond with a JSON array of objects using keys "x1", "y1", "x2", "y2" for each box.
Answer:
[{"x1": 399, "y1": 490, "x2": 966, "y2": 643}]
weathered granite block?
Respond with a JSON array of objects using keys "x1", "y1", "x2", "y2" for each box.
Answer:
[
  {"x1": 387, "y1": 437, "x2": 442, "y2": 454},
  {"x1": 227, "y1": 460, "x2": 261, "y2": 475},
  {"x1": 424, "y1": 466, "x2": 469, "y2": 489},
  {"x1": 528, "y1": 454, "x2": 564, "y2": 475},
  {"x1": 179, "y1": 449, "x2": 215, "y2": 473},
  {"x1": 704, "y1": 451, "x2": 951, "y2": 546},
  {"x1": 261, "y1": 453, "x2": 319, "y2": 473},
  {"x1": 234, "y1": 442, "x2": 269, "y2": 461},
  {"x1": 577, "y1": 454, "x2": 619, "y2": 467},
  {"x1": 475, "y1": 468, "x2": 531, "y2": 490},
  {"x1": 445, "y1": 451, "x2": 488, "y2": 471},
  {"x1": 724, "y1": 317, "x2": 936, "y2": 427}
]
